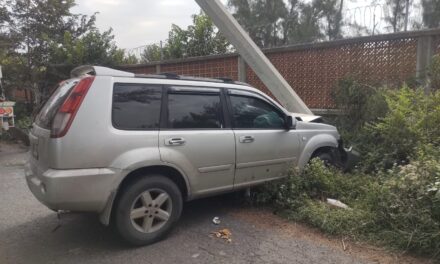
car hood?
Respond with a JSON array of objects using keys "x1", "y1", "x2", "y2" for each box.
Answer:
[
  {"x1": 291, "y1": 112, "x2": 323, "y2": 123},
  {"x1": 291, "y1": 112, "x2": 338, "y2": 132}
]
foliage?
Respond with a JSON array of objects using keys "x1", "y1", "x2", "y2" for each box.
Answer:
[
  {"x1": 358, "y1": 87, "x2": 440, "y2": 171},
  {"x1": 331, "y1": 75, "x2": 440, "y2": 172},
  {"x1": 16, "y1": 116, "x2": 32, "y2": 131},
  {"x1": 228, "y1": 0, "x2": 344, "y2": 48},
  {"x1": 331, "y1": 77, "x2": 388, "y2": 136},
  {"x1": 384, "y1": 0, "x2": 409, "y2": 32},
  {"x1": 141, "y1": 13, "x2": 230, "y2": 62},
  {"x1": 1, "y1": 0, "x2": 134, "y2": 108},
  {"x1": 47, "y1": 29, "x2": 136, "y2": 82},
  {"x1": 422, "y1": 0, "x2": 440, "y2": 28},
  {"x1": 372, "y1": 150, "x2": 440, "y2": 254},
  {"x1": 254, "y1": 154, "x2": 440, "y2": 257},
  {"x1": 3, "y1": 0, "x2": 96, "y2": 105},
  {"x1": 430, "y1": 54, "x2": 440, "y2": 92},
  {"x1": 141, "y1": 44, "x2": 162, "y2": 63}
]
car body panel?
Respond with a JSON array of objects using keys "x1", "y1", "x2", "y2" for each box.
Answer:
[
  {"x1": 233, "y1": 129, "x2": 300, "y2": 186},
  {"x1": 158, "y1": 130, "x2": 236, "y2": 197}
]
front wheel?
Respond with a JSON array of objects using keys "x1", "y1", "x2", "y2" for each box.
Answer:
[
  {"x1": 315, "y1": 152, "x2": 335, "y2": 167},
  {"x1": 114, "y1": 175, "x2": 183, "y2": 246}
]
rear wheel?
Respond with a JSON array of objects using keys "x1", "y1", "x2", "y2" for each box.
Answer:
[{"x1": 114, "y1": 175, "x2": 182, "y2": 246}]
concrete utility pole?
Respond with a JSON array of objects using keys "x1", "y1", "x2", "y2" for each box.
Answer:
[{"x1": 195, "y1": 0, "x2": 312, "y2": 115}]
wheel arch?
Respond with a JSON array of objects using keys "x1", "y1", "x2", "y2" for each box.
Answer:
[
  {"x1": 297, "y1": 133, "x2": 339, "y2": 169},
  {"x1": 100, "y1": 164, "x2": 190, "y2": 226}
]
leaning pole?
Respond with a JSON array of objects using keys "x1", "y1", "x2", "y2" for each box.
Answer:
[{"x1": 195, "y1": 0, "x2": 313, "y2": 115}]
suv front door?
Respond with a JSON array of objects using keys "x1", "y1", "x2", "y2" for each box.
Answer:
[
  {"x1": 227, "y1": 89, "x2": 301, "y2": 188},
  {"x1": 159, "y1": 86, "x2": 235, "y2": 197}
]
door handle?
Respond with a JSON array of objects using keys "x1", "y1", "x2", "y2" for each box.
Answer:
[
  {"x1": 239, "y1": 135, "x2": 255, "y2": 143},
  {"x1": 166, "y1": 137, "x2": 186, "y2": 146}
]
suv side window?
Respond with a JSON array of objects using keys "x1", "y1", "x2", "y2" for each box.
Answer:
[
  {"x1": 229, "y1": 93, "x2": 285, "y2": 129},
  {"x1": 112, "y1": 83, "x2": 162, "y2": 130},
  {"x1": 167, "y1": 89, "x2": 223, "y2": 129}
]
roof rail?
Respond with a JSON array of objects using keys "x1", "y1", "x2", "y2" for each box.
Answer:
[
  {"x1": 70, "y1": 65, "x2": 249, "y2": 86},
  {"x1": 134, "y1": 73, "x2": 249, "y2": 86}
]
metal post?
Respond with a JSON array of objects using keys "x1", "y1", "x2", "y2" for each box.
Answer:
[
  {"x1": 160, "y1": 41, "x2": 164, "y2": 61},
  {"x1": 195, "y1": 0, "x2": 312, "y2": 114},
  {"x1": 416, "y1": 35, "x2": 435, "y2": 94}
]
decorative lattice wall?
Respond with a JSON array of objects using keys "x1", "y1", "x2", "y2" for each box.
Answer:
[{"x1": 121, "y1": 30, "x2": 440, "y2": 109}]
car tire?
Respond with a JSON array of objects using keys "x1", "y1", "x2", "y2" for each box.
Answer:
[
  {"x1": 114, "y1": 175, "x2": 183, "y2": 246},
  {"x1": 315, "y1": 152, "x2": 335, "y2": 167}
]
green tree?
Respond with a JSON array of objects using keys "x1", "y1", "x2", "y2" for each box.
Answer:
[
  {"x1": 2, "y1": 0, "x2": 133, "y2": 107},
  {"x1": 5, "y1": 0, "x2": 96, "y2": 104},
  {"x1": 384, "y1": 0, "x2": 408, "y2": 32},
  {"x1": 294, "y1": 2, "x2": 323, "y2": 43},
  {"x1": 228, "y1": 0, "x2": 343, "y2": 47},
  {"x1": 141, "y1": 13, "x2": 230, "y2": 62},
  {"x1": 314, "y1": 0, "x2": 344, "y2": 40},
  {"x1": 48, "y1": 29, "x2": 137, "y2": 81},
  {"x1": 253, "y1": 0, "x2": 288, "y2": 48},
  {"x1": 422, "y1": 0, "x2": 440, "y2": 28},
  {"x1": 186, "y1": 13, "x2": 229, "y2": 56},
  {"x1": 141, "y1": 43, "x2": 162, "y2": 63},
  {"x1": 229, "y1": 0, "x2": 287, "y2": 47}
]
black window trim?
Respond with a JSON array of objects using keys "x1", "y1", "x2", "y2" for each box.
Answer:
[
  {"x1": 111, "y1": 82, "x2": 164, "y2": 131},
  {"x1": 162, "y1": 85, "x2": 230, "y2": 131},
  {"x1": 226, "y1": 88, "x2": 287, "y2": 130}
]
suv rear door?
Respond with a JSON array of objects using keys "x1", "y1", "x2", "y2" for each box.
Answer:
[
  {"x1": 30, "y1": 78, "x2": 80, "y2": 171},
  {"x1": 227, "y1": 89, "x2": 301, "y2": 188},
  {"x1": 159, "y1": 86, "x2": 235, "y2": 197}
]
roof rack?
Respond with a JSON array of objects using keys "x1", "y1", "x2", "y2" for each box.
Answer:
[
  {"x1": 69, "y1": 65, "x2": 250, "y2": 86},
  {"x1": 134, "y1": 73, "x2": 250, "y2": 86}
]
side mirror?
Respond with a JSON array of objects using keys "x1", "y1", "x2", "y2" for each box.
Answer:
[{"x1": 285, "y1": 115, "x2": 296, "y2": 130}]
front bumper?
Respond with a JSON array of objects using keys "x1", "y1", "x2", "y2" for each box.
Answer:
[
  {"x1": 335, "y1": 140, "x2": 360, "y2": 171},
  {"x1": 24, "y1": 162, "x2": 120, "y2": 212}
]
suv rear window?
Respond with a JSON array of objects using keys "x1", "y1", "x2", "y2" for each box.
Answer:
[
  {"x1": 112, "y1": 83, "x2": 162, "y2": 130},
  {"x1": 35, "y1": 79, "x2": 79, "y2": 129}
]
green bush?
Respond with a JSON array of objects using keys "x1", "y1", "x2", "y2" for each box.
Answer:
[
  {"x1": 430, "y1": 54, "x2": 440, "y2": 92},
  {"x1": 254, "y1": 155, "x2": 440, "y2": 257},
  {"x1": 16, "y1": 116, "x2": 33, "y2": 131},
  {"x1": 358, "y1": 86, "x2": 440, "y2": 171},
  {"x1": 331, "y1": 77, "x2": 388, "y2": 140}
]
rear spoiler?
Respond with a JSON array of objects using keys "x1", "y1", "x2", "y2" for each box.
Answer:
[{"x1": 70, "y1": 65, "x2": 135, "y2": 78}]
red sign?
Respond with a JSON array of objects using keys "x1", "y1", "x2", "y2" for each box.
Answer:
[{"x1": 0, "y1": 107, "x2": 13, "y2": 116}]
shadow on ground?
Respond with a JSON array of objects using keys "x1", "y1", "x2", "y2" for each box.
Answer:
[{"x1": 0, "y1": 194, "x2": 266, "y2": 264}]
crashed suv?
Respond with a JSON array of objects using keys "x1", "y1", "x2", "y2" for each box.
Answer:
[{"x1": 25, "y1": 65, "x2": 356, "y2": 245}]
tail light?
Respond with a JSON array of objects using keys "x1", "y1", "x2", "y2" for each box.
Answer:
[{"x1": 50, "y1": 76, "x2": 95, "y2": 138}]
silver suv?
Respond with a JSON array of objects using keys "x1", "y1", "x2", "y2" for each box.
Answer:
[{"x1": 25, "y1": 65, "x2": 355, "y2": 245}]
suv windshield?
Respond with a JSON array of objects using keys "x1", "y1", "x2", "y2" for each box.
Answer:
[{"x1": 35, "y1": 79, "x2": 79, "y2": 129}]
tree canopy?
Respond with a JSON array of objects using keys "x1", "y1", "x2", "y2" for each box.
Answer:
[
  {"x1": 422, "y1": 0, "x2": 440, "y2": 29},
  {"x1": 227, "y1": 0, "x2": 344, "y2": 48},
  {"x1": 141, "y1": 13, "x2": 230, "y2": 63},
  {"x1": 0, "y1": 0, "x2": 135, "y2": 106}
]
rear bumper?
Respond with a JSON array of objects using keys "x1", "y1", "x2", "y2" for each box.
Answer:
[{"x1": 24, "y1": 162, "x2": 120, "y2": 212}]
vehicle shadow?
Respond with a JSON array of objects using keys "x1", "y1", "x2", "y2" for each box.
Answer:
[{"x1": 0, "y1": 193, "x2": 248, "y2": 263}]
